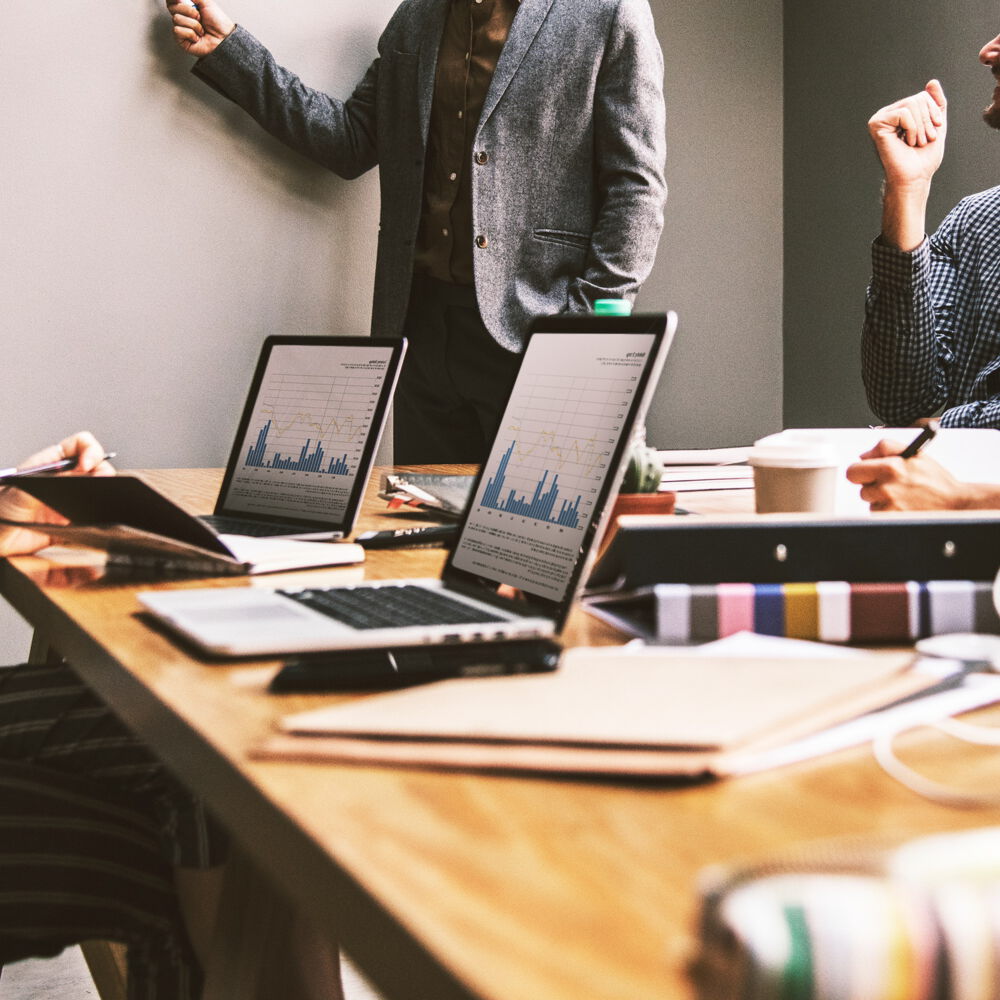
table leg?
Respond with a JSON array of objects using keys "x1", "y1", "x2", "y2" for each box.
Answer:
[{"x1": 203, "y1": 847, "x2": 345, "y2": 1000}]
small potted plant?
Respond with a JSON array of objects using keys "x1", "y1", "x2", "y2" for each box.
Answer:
[{"x1": 612, "y1": 434, "x2": 675, "y2": 517}]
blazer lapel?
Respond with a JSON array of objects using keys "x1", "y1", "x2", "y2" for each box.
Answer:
[
  {"x1": 416, "y1": 0, "x2": 451, "y2": 141},
  {"x1": 477, "y1": 0, "x2": 556, "y2": 131}
]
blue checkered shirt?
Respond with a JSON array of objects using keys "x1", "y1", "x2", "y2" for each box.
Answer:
[{"x1": 863, "y1": 184, "x2": 1000, "y2": 428}]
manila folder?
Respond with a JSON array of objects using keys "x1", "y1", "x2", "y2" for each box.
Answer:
[{"x1": 257, "y1": 650, "x2": 931, "y2": 780}]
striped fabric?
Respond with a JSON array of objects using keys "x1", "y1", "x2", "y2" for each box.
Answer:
[
  {"x1": 0, "y1": 661, "x2": 225, "y2": 869},
  {"x1": 0, "y1": 760, "x2": 201, "y2": 1000},
  {"x1": 0, "y1": 661, "x2": 227, "y2": 998},
  {"x1": 650, "y1": 580, "x2": 1000, "y2": 643}
]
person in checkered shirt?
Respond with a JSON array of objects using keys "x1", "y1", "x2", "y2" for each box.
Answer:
[{"x1": 863, "y1": 29, "x2": 1000, "y2": 430}]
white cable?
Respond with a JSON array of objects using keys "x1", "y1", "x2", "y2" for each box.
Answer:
[
  {"x1": 934, "y1": 717, "x2": 1000, "y2": 745},
  {"x1": 873, "y1": 721, "x2": 1000, "y2": 809}
]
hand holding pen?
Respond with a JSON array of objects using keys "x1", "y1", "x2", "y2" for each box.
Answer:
[
  {"x1": 0, "y1": 432, "x2": 115, "y2": 557},
  {"x1": 844, "y1": 419, "x2": 972, "y2": 511},
  {"x1": 896, "y1": 419, "x2": 939, "y2": 459}
]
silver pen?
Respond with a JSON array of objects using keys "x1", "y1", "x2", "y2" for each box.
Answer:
[{"x1": 0, "y1": 452, "x2": 116, "y2": 483}]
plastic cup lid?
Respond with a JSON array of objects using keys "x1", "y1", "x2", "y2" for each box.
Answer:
[{"x1": 748, "y1": 432, "x2": 837, "y2": 469}]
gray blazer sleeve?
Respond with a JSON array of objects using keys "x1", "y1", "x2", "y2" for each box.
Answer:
[
  {"x1": 193, "y1": 26, "x2": 379, "y2": 180},
  {"x1": 570, "y1": 0, "x2": 666, "y2": 310}
]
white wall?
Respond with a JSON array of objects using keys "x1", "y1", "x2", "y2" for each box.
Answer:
[
  {"x1": 0, "y1": 1, "x2": 785, "y2": 660},
  {"x1": 0, "y1": 0, "x2": 396, "y2": 660}
]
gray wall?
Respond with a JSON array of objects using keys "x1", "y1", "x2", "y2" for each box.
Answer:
[
  {"x1": 784, "y1": 0, "x2": 1000, "y2": 427},
  {"x1": 2, "y1": 0, "x2": 395, "y2": 468},
  {"x1": 644, "y1": 0, "x2": 784, "y2": 448},
  {"x1": 0, "y1": 0, "x2": 784, "y2": 659}
]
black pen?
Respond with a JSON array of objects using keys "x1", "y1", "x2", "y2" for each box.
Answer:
[
  {"x1": 0, "y1": 452, "x2": 116, "y2": 483},
  {"x1": 355, "y1": 523, "x2": 458, "y2": 549},
  {"x1": 898, "y1": 421, "x2": 939, "y2": 459}
]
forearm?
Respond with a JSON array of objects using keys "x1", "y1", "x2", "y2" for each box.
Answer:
[
  {"x1": 953, "y1": 482, "x2": 1000, "y2": 509},
  {"x1": 879, "y1": 179, "x2": 931, "y2": 252},
  {"x1": 193, "y1": 26, "x2": 378, "y2": 179}
]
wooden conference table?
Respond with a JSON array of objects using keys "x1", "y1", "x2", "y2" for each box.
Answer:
[{"x1": 3, "y1": 467, "x2": 1000, "y2": 1000}]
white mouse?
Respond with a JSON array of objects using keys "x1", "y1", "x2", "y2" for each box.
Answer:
[{"x1": 915, "y1": 632, "x2": 1000, "y2": 669}]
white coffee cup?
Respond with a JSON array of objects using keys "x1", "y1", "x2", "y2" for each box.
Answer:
[{"x1": 748, "y1": 432, "x2": 838, "y2": 514}]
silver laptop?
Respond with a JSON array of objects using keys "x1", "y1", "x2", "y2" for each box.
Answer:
[
  {"x1": 201, "y1": 335, "x2": 406, "y2": 540},
  {"x1": 139, "y1": 313, "x2": 676, "y2": 656}
]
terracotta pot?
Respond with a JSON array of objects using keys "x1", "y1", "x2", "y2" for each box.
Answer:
[
  {"x1": 610, "y1": 492, "x2": 677, "y2": 518},
  {"x1": 598, "y1": 491, "x2": 676, "y2": 557}
]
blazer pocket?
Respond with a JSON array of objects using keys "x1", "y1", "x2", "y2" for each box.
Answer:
[{"x1": 533, "y1": 229, "x2": 591, "y2": 251}]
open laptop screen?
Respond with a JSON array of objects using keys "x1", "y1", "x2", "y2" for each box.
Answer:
[
  {"x1": 215, "y1": 336, "x2": 405, "y2": 531},
  {"x1": 446, "y1": 314, "x2": 672, "y2": 620}
]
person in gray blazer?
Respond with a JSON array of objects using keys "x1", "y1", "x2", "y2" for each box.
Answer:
[{"x1": 166, "y1": 0, "x2": 667, "y2": 463}]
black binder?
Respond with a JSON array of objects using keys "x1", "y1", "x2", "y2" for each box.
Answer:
[{"x1": 586, "y1": 514, "x2": 1000, "y2": 589}]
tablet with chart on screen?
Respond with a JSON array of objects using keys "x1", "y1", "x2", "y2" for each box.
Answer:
[{"x1": 203, "y1": 335, "x2": 407, "y2": 540}]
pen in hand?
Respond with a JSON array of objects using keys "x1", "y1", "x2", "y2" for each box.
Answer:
[
  {"x1": 897, "y1": 421, "x2": 939, "y2": 460},
  {"x1": 0, "y1": 452, "x2": 117, "y2": 483}
]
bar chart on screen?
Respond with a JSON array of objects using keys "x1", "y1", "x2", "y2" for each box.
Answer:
[
  {"x1": 453, "y1": 331, "x2": 656, "y2": 601},
  {"x1": 221, "y1": 343, "x2": 395, "y2": 521},
  {"x1": 479, "y1": 440, "x2": 584, "y2": 528}
]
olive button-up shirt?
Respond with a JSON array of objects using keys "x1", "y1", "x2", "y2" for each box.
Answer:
[{"x1": 413, "y1": 0, "x2": 521, "y2": 286}]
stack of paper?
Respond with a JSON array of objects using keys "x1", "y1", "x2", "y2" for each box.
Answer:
[
  {"x1": 656, "y1": 447, "x2": 751, "y2": 465},
  {"x1": 654, "y1": 446, "x2": 754, "y2": 493},
  {"x1": 658, "y1": 465, "x2": 755, "y2": 493}
]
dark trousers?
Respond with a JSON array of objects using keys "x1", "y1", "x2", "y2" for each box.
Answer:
[
  {"x1": 0, "y1": 661, "x2": 228, "y2": 999},
  {"x1": 394, "y1": 276, "x2": 522, "y2": 465}
]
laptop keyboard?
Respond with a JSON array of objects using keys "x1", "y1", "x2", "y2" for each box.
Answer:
[
  {"x1": 201, "y1": 515, "x2": 321, "y2": 537},
  {"x1": 280, "y1": 585, "x2": 507, "y2": 630}
]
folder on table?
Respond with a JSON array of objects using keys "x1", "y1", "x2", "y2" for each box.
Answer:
[
  {"x1": 254, "y1": 648, "x2": 950, "y2": 781},
  {"x1": 587, "y1": 512, "x2": 1000, "y2": 590}
]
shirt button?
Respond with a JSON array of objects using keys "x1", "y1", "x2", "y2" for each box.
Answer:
[
  {"x1": 475, "y1": 235, "x2": 488, "y2": 249},
  {"x1": 457, "y1": 110, "x2": 464, "y2": 119},
  {"x1": 442, "y1": 228, "x2": 449, "y2": 237},
  {"x1": 449, "y1": 172, "x2": 458, "y2": 181},
  {"x1": 474, "y1": 151, "x2": 489, "y2": 165}
]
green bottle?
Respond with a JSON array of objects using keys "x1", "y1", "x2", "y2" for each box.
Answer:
[{"x1": 593, "y1": 298, "x2": 633, "y2": 316}]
